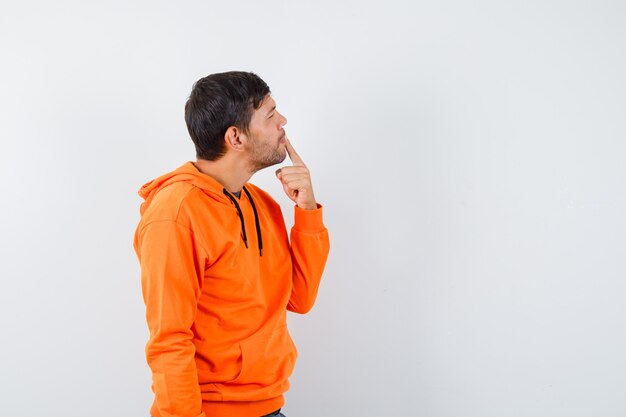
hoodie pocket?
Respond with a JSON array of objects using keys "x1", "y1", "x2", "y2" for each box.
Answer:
[{"x1": 231, "y1": 324, "x2": 297, "y2": 387}]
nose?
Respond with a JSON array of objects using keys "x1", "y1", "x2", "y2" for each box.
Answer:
[{"x1": 278, "y1": 111, "x2": 287, "y2": 128}]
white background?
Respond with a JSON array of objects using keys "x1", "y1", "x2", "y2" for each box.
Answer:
[{"x1": 1, "y1": 1, "x2": 625, "y2": 416}]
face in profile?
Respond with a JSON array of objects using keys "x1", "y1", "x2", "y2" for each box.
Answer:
[{"x1": 244, "y1": 95, "x2": 288, "y2": 172}]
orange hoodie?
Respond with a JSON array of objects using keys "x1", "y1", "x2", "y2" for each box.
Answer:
[{"x1": 133, "y1": 162, "x2": 330, "y2": 417}]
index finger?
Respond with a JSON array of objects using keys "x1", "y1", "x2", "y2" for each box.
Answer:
[{"x1": 285, "y1": 137, "x2": 306, "y2": 166}]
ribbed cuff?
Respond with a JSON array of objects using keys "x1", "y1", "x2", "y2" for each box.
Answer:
[{"x1": 293, "y1": 203, "x2": 325, "y2": 233}]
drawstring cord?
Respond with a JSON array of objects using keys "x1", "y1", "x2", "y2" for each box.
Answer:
[
  {"x1": 243, "y1": 186, "x2": 263, "y2": 256},
  {"x1": 222, "y1": 187, "x2": 263, "y2": 256},
  {"x1": 222, "y1": 189, "x2": 248, "y2": 249}
]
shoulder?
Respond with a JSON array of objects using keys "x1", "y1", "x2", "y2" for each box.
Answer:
[{"x1": 139, "y1": 182, "x2": 199, "y2": 226}]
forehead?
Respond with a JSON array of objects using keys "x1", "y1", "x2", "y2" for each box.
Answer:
[{"x1": 259, "y1": 95, "x2": 276, "y2": 109}]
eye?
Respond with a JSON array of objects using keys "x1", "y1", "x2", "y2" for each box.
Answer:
[{"x1": 268, "y1": 113, "x2": 274, "y2": 119}]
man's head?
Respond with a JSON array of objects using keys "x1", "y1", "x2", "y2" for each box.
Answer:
[{"x1": 185, "y1": 71, "x2": 288, "y2": 170}]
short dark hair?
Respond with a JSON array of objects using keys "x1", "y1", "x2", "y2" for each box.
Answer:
[{"x1": 184, "y1": 71, "x2": 271, "y2": 161}]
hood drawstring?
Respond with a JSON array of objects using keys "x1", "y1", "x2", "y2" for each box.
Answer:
[
  {"x1": 223, "y1": 187, "x2": 263, "y2": 257},
  {"x1": 243, "y1": 186, "x2": 263, "y2": 256}
]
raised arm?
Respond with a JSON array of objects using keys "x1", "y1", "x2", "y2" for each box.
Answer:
[{"x1": 275, "y1": 137, "x2": 330, "y2": 313}]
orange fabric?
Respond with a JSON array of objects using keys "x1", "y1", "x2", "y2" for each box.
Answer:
[{"x1": 133, "y1": 162, "x2": 330, "y2": 417}]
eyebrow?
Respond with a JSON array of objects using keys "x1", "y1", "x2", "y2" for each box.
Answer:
[{"x1": 266, "y1": 105, "x2": 276, "y2": 116}]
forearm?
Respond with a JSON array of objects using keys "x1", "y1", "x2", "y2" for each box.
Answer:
[
  {"x1": 145, "y1": 329, "x2": 205, "y2": 417},
  {"x1": 287, "y1": 204, "x2": 330, "y2": 314}
]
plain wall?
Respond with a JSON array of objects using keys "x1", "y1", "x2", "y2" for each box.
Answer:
[{"x1": 1, "y1": 0, "x2": 625, "y2": 416}]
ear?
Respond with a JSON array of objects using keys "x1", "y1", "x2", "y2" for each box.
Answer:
[{"x1": 224, "y1": 126, "x2": 246, "y2": 152}]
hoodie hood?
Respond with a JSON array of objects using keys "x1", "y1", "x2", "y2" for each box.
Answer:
[
  {"x1": 138, "y1": 161, "x2": 264, "y2": 256},
  {"x1": 138, "y1": 161, "x2": 229, "y2": 216}
]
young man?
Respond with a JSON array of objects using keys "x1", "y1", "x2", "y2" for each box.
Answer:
[{"x1": 133, "y1": 71, "x2": 330, "y2": 417}]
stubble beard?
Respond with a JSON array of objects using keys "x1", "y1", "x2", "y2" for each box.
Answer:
[{"x1": 248, "y1": 134, "x2": 287, "y2": 173}]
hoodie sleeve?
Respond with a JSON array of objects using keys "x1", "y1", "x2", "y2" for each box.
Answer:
[
  {"x1": 135, "y1": 220, "x2": 207, "y2": 417},
  {"x1": 287, "y1": 203, "x2": 330, "y2": 314}
]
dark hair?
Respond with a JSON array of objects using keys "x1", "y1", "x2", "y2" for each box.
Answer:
[{"x1": 184, "y1": 71, "x2": 271, "y2": 161}]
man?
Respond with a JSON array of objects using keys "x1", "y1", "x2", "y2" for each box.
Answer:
[{"x1": 133, "y1": 71, "x2": 330, "y2": 417}]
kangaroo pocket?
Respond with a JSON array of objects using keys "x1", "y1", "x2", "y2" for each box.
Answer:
[{"x1": 214, "y1": 324, "x2": 297, "y2": 401}]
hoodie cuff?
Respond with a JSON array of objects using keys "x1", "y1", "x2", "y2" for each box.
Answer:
[{"x1": 294, "y1": 203, "x2": 326, "y2": 233}]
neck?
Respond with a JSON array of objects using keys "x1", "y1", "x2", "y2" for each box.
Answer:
[{"x1": 194, "y1": 155, "x2": 254, "y2": 193}]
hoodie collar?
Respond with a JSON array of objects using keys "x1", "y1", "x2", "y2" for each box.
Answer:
[
  {"x1": 139, "y1": 162, "x2": 227, "y2": 203},
  {"x1": 138, "y1": 161, "x2": 263, "y2": 256}
]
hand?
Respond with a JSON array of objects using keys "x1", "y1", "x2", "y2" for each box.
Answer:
[{"x1": 275, "y1": 137, "x2": 318, "y2": 210}]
